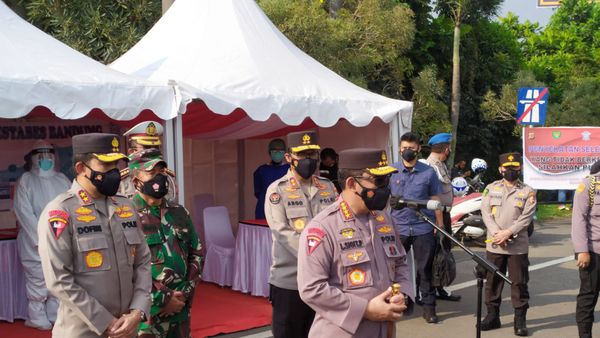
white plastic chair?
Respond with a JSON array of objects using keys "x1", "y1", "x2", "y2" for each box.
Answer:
[{"x1": 201, "y1": 206, "x2": 235, "y2": 286}]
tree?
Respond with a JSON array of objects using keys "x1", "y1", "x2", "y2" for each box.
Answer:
[
  {"x1": 258, "y1": 0, "x2": 416, "y2": 98},
  {"x1": 410, "y1": 65, "x2": 451, "y2": 140},
  {"x1": 433, "y1": 0, "x2": 503, "y2": 165},
  {"x1": 21, "y1": 0, "x2": 161, "y2": 64}
]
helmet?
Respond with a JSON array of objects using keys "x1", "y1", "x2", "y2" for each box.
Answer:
[
  {"x1": 452, "y1": 177, "x2": 469, "y2": 197},
  {"x1": 471, "y1": 158, "x2": 488, "y2": 175}
]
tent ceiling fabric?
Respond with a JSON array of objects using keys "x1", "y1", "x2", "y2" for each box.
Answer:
[
  {"x1": 110, "y1": 0, "x2": 413, "y2": 135},
  {"x1": 0, "y1": 2, "x2": 181, "y2": 120}
]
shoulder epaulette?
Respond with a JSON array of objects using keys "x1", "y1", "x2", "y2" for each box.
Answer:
[{"x1": 120, "y1": 168, "x2": 129, "y2": 180}]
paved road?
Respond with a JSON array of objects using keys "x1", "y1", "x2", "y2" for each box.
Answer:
[{"x1": 215, "y1": 217, "x2": 583, "y2": 337}]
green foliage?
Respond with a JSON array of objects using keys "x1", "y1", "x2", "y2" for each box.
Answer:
[
  {"x1": 410, "y1": 65, "x2": 451, "y2": 139},
  {"x1": 500, "y1": 0, "x2": 600, "y2": 127},
  {"x1": 435, "y1": 0, "x2": 503, "y2": 23},
  {"x1": 21, "y1": 0, "x2": 161, "y2": 64},
  {"x1": 258, "y1": 0, "x2": 416, "y2": 98}
]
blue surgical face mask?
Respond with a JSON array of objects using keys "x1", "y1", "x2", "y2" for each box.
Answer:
[
  {"x1": 270, "y1": 150, "x2": 285, "y2": 164},
  {"x1": 39, "y1": 158, "x2": 54, "y2": 171}
]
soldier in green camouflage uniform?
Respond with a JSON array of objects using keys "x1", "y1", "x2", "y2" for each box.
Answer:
[{"x1": 129, "y1": 149, "x2": 203, "y2": 338}]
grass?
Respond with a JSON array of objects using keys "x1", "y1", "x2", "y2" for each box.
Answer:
[{"x1": 536, "y1": 204, "x2": 573, "y2": 222}]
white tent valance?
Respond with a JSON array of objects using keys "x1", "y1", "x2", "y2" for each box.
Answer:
[
  {"x1": 0, "y1": 2, "x2": 181, "y2": 120},
  {"x1": 111, "y1": 0, "x2": 412, "y2": 130}
]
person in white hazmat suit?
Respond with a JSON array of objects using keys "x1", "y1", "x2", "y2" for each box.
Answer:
[{"x1": 13, "y1": 140, "x2": 70, "y2": 330}]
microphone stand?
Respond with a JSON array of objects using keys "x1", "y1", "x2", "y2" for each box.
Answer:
[{"x1": 411, "y1": 208, "x2": 512, "y2": 338}]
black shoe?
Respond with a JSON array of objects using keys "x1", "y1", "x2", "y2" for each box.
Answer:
[
  {"x1": 422, "y1": 306, "x2": 439, "y2": 324},
  {"x1": 481, "y1": 307, "x2": 501, "y2": 331},
  {"x1": 437, "y1": 293, "x2": 461, "y2": 302},
  {"x1": 514, "y1": 307, "x2": 528, "y2": 336}
]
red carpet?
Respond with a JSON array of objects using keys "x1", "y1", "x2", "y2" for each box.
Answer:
[{"x1": 0, "y1": 282, "x2": 271, "y2": 338}]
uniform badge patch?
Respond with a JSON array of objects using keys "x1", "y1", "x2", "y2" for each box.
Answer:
[
  {"x1": 307, "y1": 228, "x2": 326, "y2": 255},
  {"x1": 516, "y1": 201, "x2": 523, "y2": 208},
  {"x1": 48, "y1": 210, "x2": 69, "y2": 239},
  {"x1": 287, "y1": 194, "x2": 301, "y2": 199},
  {"x1": 293, "y1": 218, "x2": 306, "y2": 232},
  {"x1": 340, "y1": 228, "x2": 355, "y2": 239},
  {"x1": 75, "y1": 206, "x2": 93, "y2": 215},
  {"x1": 289, "y1": 178, "x2": 299, "y2": 190},
  {"x1": 348, "y1": 268, "x2": 366, "y2": 286},
  {"x1": 131, "y1": 246, "x2": 137, "y2": 258},
  {"x1": 115, "y1": 205, "x2": 134, "y2": 218},
  {"x1": 269, "y1": 193, "x2": 281, "y2": 204},
  {"x1": 85, "y1": 251, "x2": 103, "y2": 268},
  {"x1": 375, "y1": 214, "x2": 385, "y2": 223},
  {"x1": 377, "y1": 226, "x2": 393, "y2": 234},
  {"x1": 576, "y1": 183, "x2": 585, "y2": 193},
  {"x1": 319, "y1": 191, "x2": 331, "y2": 197},
  {"x1": 76, "y1": 215, "x2": 97, "y2": 223},
  {"x1": 347, "y1": 251, "x2": 363, "y2": 262}
]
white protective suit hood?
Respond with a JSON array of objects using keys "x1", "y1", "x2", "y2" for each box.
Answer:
[{"x1": 29, "y1": 140, "x2": 57, "y2": 177}]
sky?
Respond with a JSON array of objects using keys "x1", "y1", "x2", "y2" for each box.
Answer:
[{"x1": 499, "y1": 0, "x2": 557, "y2": 26}]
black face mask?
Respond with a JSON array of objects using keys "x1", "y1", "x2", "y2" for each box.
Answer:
[
  {"x1": 401, "y1": 149, "x2": 417, "y2": 162},
  {"x1": 502, "y1": 169, "x2": 520, "y2": 182},
  {"x1": 85, "y1": 165, "x2": 121, "y2": 196},
  {"x1": 139, "y1": 174, "x2": 169, "y2": 199},
  {"x1": 293, "y1": 158, "x2": 318, "y2": 179},
  {"x1": 355, "y1": 179, "x2": 391, "y2": 211}
]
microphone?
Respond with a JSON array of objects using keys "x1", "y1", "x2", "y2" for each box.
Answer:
[{"x1": 389, "y1": 196, "x2": 451, "y2": 212}]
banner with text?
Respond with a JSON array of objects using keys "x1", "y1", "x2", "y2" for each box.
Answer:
[{"x1": 523, "y1": 127, "x2": 600, "y2": 190}]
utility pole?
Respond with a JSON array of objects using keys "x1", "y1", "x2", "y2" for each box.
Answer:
[{"x1": 162, "y1": 0, "x2": 175, "y2": 15}]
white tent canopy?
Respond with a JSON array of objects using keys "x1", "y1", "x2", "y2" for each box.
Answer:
[
  {"x1": 0, "y1": 1, "x2": 180, "y2": 120},
  {"x1": 110, "y1": 0, "x2": 413, "y2": 130}
]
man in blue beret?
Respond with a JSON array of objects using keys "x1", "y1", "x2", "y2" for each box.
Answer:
[{"x1": 426, "y1": 133, "x2": 461, "y2": 302}]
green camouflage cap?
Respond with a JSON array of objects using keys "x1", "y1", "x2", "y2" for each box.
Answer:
[{"x1": 128, "y1": 148, "x2": 167, "y2": 171}]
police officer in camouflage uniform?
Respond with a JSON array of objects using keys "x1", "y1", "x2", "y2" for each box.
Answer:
[
  {"x1": 129, "y1": 149, "x2": 203, "y2": 338},
  {"x1": 119, "y1": 121, "x2": 178, "y2": 202},
  {"x1": 265, "y1": 131, "x2": 337, "y2": 338},
  {"x1": 481, "y1": 152, "x2": 536, "y2": 336},
  {"x1": 38, "y1": 133, "x2": 151, "y2": 338}
]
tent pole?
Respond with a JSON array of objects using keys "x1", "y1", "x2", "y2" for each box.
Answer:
[
  {"x1": 174, "y1": 113, "x2": 185, "y2": 206},
  {"x1": 390, "y1": 113, "x2": 400, "y2": 163},
  {"x1": 162, "y1": 0, "x2": 175, "y2": 15}
]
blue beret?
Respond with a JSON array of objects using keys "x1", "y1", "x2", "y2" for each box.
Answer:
[{"x1": 428, "y1": 133, "x2": 452, "y2": 145}]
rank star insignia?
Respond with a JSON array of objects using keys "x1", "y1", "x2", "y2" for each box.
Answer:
[
  {"x1": 348, "y1": 268, "x2": 366, "y2": 286},
  {"x1": 78, "y1": 190, "x2": 92, "y2": 204},
  {"x1": 347, "y1": 251, "x2": 363, "y2": 262},
  {"x1": 508, "y1": 155, "x2": 514, "y2": 162},
  {"x1": 340, "y1": 201, "x2": 354, "y2": 221}
]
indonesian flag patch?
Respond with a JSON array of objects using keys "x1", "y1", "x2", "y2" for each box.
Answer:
[
  {"x1": 307, "y1": 228, "x2": 326, "y2": 255},
  {"x1": 48, "y1": 210, "x2": 69, "y2": 239}
]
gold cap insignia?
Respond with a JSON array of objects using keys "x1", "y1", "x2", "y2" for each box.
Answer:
[
  {"x1": 146, "y1": 122, "x2": 157, "y2": 136},
  {"x1": 508, "y1": 155, "x2": 514, "y2": 162},
  {"x1": 302, "y1": 134, "x2": 311, "y2": 145},
  {"x1": 111, "y1": 137, "x2": 119, "y2": 152}
]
